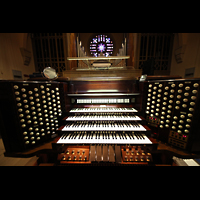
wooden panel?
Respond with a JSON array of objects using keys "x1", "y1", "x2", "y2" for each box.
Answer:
[
  {"x1": 69, "y1": 33, "x2": 77, "y2": 70},
  {"x1": 126, "y1": 33, "x2": 134, "y2": 67},
  {"x1": 62, "y1": 69, "x2": 142, "y2": 80},
  {"x1": 69, "y1": 80, "x2": 136, "y2": 94},
  {"x1": 32, "y1": 33, "x2": 66, "y2": 73}
]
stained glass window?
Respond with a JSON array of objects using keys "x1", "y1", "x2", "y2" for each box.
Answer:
[
  {"x1": 90, "y1": 34, "x2": 113, "y2": 57},
  {"x1": 98, "y1": 43, "x2": 105, "y2": 52}
]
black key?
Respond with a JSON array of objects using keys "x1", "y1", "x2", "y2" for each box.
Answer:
[{"x1": 134, "y1": 133, "x2": 140, "y2": 139}]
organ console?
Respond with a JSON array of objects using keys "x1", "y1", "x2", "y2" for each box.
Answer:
[
  {"x1": 51, "y1": 77, "x2": 157, "y2": 165},
  {"x1": 1, "y1": 76, "x2": 200, "y2": 165}
]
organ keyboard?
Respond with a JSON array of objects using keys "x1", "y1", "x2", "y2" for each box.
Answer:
[
  {"x1": 69, "y1": 107, "x2": 138, "y2": 113},
  {"x1": 65, "y1": 113, "x2": 142, "y2": 121},
  {"x1": 57, "y1": 131, "x2": 152, "y2": 144},
  {"x1": 52, "y1": 77, "x2": 157, "y2": 165},
  {"x1": 61, "y1": 120, "x2": 146, "y2": 131}
]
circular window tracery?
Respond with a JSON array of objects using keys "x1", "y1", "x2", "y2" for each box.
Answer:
[{"x1": 90, "y1": 34, "x2": 113, "y2": 57}]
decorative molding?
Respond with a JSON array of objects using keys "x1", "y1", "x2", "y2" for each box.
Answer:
[
  {"x1": 20, "y1": 47, "x2": 31, "y2": 66},
  {"x1": 174, "y1": 45, "x2": 186, "y2": 64}
]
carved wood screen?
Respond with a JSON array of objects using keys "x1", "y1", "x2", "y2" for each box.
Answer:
[
  {"x1": 138, "y1": 33, "x2": 174, "y2": 74},
  {"x1": 31, "y1": 33, "x2": 67, "y2": 73}
]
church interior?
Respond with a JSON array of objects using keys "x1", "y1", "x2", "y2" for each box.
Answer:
[
  {"x1": 0, "y1": 33, "x2": 200, "y2": 166},
  {"x1": 1, "y1": 33, "x2": 200, "y2": 80}
]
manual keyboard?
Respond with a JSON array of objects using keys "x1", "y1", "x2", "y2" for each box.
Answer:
[
  {"x1": 61, "y1": 121, "x2": 146, "y2": 131},
  {"x1": 66, "y1": 114, "x2": 142, "y2": 121},
  {"x1": 69, "y1": 107, "x2": 138, "y2": 113},
  {"x1": 57, "y1": 131, "x2": 152, "y2": 144}
]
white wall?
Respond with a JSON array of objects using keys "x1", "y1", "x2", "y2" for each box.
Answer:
[
  {"x1": 170, "y1": 33, "x2": 200, "y2": 78},
  {"x1": 0, "y1": 33, "x2": 35, "y2": 80}
]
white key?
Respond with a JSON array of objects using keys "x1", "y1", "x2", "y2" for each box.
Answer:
[{"x1": 83, "y1": 133, "x2": 89, "y2": 144}]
